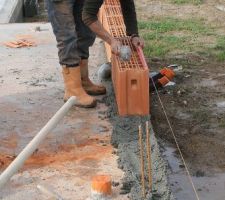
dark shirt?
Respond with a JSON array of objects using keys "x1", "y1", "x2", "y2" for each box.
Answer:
[{"x1": 82, "y1": 0, "x2": 138, "y2": 36}]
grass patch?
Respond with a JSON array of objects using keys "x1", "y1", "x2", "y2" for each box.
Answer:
[
  {"x1": 139, "y1": 17, "x2": 215, "y2": 58},
  {"x1": 138, "y1": 17, "x2": 209, "y2": 34},
  {"x1": 171, "y1": 0, "x2": 202, "y2": 5},
  {"x1": 209, "y1": 36, "x2": 225, "y2": 61},
  {"x1": 143, "y1": 34, "x2": 190, "y2": 57},
  {"x1": 216, "y1": 52, "x2": 225, "y2": 61},
  {"x1": 219, "y1": 117, "x2": 225, "y2": 128},
  {"x1": 215, "y1": 37, "x2": 225, "y2": 51}
]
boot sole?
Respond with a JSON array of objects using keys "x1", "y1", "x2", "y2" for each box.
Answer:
[
  {"x1": 85, "y1": 90, "x2": 107, "y2": 96},
  {"x1": 64, "y1": 99, "x2": 97, "y2": 108},
  {"x1": 75, "y1": 101, "x2": 97, "y2": 108}
]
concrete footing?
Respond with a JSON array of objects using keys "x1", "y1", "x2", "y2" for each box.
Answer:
[{"x1": 103, "y1": 83, "x2": 174, "y2": 200}]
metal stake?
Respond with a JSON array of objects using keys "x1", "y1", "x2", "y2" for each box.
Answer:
[
  {"x1": 146, "y1": 121, "x2": 152, "y2": 191},
  {"x1": 138, "y1": 125, "x2": 145, "y2": 198}
]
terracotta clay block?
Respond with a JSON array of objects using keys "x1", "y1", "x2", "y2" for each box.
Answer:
[
  {"x1": 111, "y1": 38, "x2": 149, "y2": 116},
  {"x1": 104, "y1": 42, "x2": 112, "y2": 62},
  {"x1": 100, "y1": 7, "x2": 112, "y2": 61},
  {"x1": 104, "y1": 0, "x2": 120, "y2": 6},
  {"x1": 126, "y1": 69, "x2": 149, "y2": 115},
  {"x1": 98, "y1": 6, "x2": 104, "y2": 24},
  {"x1": 99, "y1": 0, "x2": 150, "y2": 116},
  {"x1": 111, "y1": 57, "x2": 127, "y2": 115}
]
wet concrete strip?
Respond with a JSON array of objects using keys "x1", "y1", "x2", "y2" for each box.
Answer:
[{"x1": 101, "y1": 83, "x2": 174, "y2": 200}]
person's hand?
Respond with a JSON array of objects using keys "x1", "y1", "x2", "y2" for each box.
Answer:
[
  {"x1": 131, "y1": 36, "x2": 145, "y2": 49},
  {"x1": 110, "y1": 38, "x2": 122, "y2": 56}
]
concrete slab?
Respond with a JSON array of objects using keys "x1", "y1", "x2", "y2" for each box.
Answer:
[{"x1": 0, "y1": 23, "x2": 128, "y2": 199}]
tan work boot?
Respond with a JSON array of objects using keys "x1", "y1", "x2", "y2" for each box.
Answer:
[
  {"x1": 80, "y1": 59, "x2": 106, "y2": 95},
  {"x1": 62, "y1": 66, "x2": 96, "y2": 108}
]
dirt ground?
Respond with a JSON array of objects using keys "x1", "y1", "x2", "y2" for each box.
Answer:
[
  {"x1": 135, "y1": 0, "x2": 225, "y2": 199},
  {"x1": 151, "y1": 59, "x2": 225, "y2": 174}
]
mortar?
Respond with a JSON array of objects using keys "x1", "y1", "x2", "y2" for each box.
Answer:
[{"x1": 119, "y1": 45, "x2": 132, "y2": 62}]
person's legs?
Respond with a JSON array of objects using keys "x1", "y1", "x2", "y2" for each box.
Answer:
[
  {"x1": 74, "y1": 1, "x2": 106, "y2": 95},
  {"x1": 46, "y1": 0, "x2": 96, "y2": 107},
  {"x1": 47, "y1": 0, "x2": 80, "y2": 66},
  {"x1": 73, "y1": 0, "x2": 95, "y2": 60}
]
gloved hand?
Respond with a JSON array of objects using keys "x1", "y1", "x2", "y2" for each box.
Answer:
[{"x1": 131, "y1": 36, "x2": 145, "y2": 49}]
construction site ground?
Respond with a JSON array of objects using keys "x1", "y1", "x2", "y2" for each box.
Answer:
[
  {"x1": 0, "y1": 23, "x2": 129, "y2": 200},
  {"x1": 0, "y1": 22, "x2": 173, "y2": 199},
  {"x1": 135, "y1": 0, "x2": 225, "y2": 199},
  {"x1": 1, "y1": 0, "x2": 225, "y2": 199}
]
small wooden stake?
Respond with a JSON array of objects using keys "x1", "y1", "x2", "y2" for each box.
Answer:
[
  {"x1": 146, "y1": 121, "x2": 152, "y2": 191},
  {"x1": 138, "y1": 125, "x2": 145, "y2": 198}
]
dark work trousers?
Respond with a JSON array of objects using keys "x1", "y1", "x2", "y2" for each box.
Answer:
[{"x1": 46, "y1": 0, "x2": 96, "y2": 67}]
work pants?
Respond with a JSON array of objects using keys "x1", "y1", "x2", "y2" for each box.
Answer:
[{"x1": 46, "y1": 0, "x2": 96, "y2": 67}]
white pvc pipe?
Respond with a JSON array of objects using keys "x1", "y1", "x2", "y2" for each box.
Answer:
[{"x1": 0, "y1": 96, "x2": 77, "y2": 189}]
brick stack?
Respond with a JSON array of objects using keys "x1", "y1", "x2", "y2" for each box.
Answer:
[{"x1": 99, "y1": 0, "x2": 150, "y2": 116}]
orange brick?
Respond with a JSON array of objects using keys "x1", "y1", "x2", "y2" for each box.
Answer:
[
  {"x1": 111, "y1": 38, "x2": 149, "y2": 116},
  {"x1": 99, "y1": 0, "x2": 150, "y2": 116},
  {"x1": 98, "y1": 6, "x2": 104, "y2": 24}
]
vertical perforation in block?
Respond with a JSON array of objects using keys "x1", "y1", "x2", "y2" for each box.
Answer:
[
  {"x1": 116, "y1": 37, "x2": 145, "y2": 71},
  {"x1": 104, "y1": 0, "x2": 120, "y2": 6}
]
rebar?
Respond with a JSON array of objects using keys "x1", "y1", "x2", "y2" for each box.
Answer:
[
  {"x1": 146, "y1": 121, "x2": 152, "y2": 191},
  {"x1": 138, "y1": 125, "x2": 145, "y2": 198}
]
